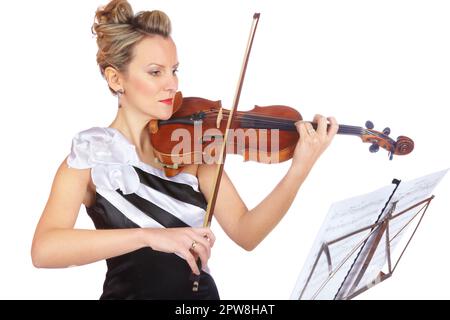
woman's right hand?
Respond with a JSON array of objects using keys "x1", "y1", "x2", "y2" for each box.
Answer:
[{"x1": 143, "y1": 227, "x2": 215, "y2": 275}]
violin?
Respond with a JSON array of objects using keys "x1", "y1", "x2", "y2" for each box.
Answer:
[{"x1": 148, "y1": 91, "x2": 414, "y2": 177}]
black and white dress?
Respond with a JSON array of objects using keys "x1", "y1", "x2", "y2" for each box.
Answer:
[{"x1": 67, "y1": 127, "x2": 219, "y2": 299}]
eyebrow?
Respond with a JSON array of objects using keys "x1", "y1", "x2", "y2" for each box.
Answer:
[{"x1": 146, "y1": 62, "x2": 179, "y2": 68}]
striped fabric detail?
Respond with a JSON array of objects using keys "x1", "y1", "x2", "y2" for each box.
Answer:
[
  {"x1": 136, "y1": 161, "x2": 201, "y2": 192},
  {"x1": 118, "y1": 190, "x2": 189, "y2": 228},
  {"x1": 86, "y1": 192, "x2": 141, "y2": 229},
  {"x1": 95, "y1": 188, "x2": 164, "y2": 228},
  {"x1": 133, "y1": 166, "x2": 207, "y2": 210},
  {"x1": 135, "y1": 183, "x2": 205, "y2": 228},
  {"x1": 90, "y1": 164, "x2": 207, "y2": 230}
]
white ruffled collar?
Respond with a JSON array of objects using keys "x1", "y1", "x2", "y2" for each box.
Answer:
[
  {"x1": 68, "y1": 127, "x2": 139, "y2": 167},
  {"x1": 67, "y1": 127, "x2": 199, "y2": 194}
]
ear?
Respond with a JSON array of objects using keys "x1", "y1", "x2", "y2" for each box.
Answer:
[{"x1": 104, "y1": 66, "x2": 124, "y2": 92}]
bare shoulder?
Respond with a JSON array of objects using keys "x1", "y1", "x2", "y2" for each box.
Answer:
[
  {"x1": 37, "y1": 158, "x2": 93, "y2": 230},
  {"x1": 53, "y1": 158, "x2": 91, "y2": 194},
  {"x1": 57, "y1": 157, "x2": 96, "y2": 207}
]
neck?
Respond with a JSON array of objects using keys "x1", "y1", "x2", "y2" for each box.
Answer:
[{"x1": 109, "y1": 107, "x2": 153, "y2": 152}]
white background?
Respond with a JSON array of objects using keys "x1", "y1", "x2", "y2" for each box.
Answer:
[{"x1": 1, "y1": 0, "x2": 449, "y2": 299}]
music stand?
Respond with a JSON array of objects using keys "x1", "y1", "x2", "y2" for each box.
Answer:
[{"x1": 290, "y1": 169, "x2": 448, "y2": 300}]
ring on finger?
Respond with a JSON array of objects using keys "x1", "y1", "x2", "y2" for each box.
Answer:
[{"x1": 191, "y1": 240, "x2": 197, "y2": 250}]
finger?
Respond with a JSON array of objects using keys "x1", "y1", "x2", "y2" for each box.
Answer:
[
  {"x1": 187, "y1": 233, "x2": 210, "y2": 264},
  {"x1": 183, "y1": 250, "x2": 200, "y2": 275},
  {"x1": 192, "y1": 234, "x2": 211, "y2": 258},
  {"x1": 312, "y1": 114, "x2": 322, "y2": 132},
  {"x1": 327, "y1": 116, "x2": 339, "y2": 138},
  {"x1": 204, "y1": 232, "x2": 215, "y2": 247},
  {"x1": 191, "y1": 242, "x2": 209, "y2": 270},
  {"x1": 312, "y1": 114, "x2": 322, "y2": 123},
  {"x1": 295, "y1": 121, "x2": 309, "y2": 141},
  {"x1": 315, "y1": 115, "x2": 327, "y2": 137},
  {"x1": 304, "y1": 122, "x2": 316, "y2": 136},
  {"x1": 197, "y1": 228, "x2": 216, "y2": 247}
]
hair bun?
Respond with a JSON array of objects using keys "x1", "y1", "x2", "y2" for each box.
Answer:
[
  {"x1": 132, "y1": 10, "x2": 171, "y2": 36},
  {"x1": 95, "y1": 0, "x2": 133, "y2": 25}
]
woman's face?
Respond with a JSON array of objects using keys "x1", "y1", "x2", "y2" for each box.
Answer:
[{"x1": 121, "y1": 35, "x2": 179, "y2": 120}]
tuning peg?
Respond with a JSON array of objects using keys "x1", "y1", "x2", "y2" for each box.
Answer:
[
  {"x1": 365, "y1": 120, "x2": 374, "y2": 129},
  {"x1": 382, "y1": 127, "x2": 391, "y2": 136},
  {"x1": 369, "y1": 143, "x2": 380, "y2": 153}
]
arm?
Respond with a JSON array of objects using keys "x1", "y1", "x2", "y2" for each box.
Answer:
[
  {"x1": 31, "y1": 158, "x2": 147, "y2": 268},
  {"x1": 198, "y1": 115, "x2": 338, "y2": 251},
  {"x1": 31, "y1": 158, "x2": 214, "y2": 274}
]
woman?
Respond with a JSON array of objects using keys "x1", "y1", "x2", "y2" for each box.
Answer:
[{"x1": 31, "y1": 0, "x2": 338, "y2": 299}]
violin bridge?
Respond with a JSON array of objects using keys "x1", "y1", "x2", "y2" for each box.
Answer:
[
  {"x1": 154, "y1": 157, "x2": 179, "y2": 169},
  {"x1": 216, "y1": 107, "x2": 223, "y2": 129}
]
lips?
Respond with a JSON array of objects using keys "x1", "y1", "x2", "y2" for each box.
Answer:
[{"x1": 159, "y1": 98, "x2": 173, "y2": 106}]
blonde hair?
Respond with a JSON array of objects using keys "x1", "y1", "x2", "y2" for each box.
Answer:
[{"x1": 92, "y1": 0, "x2": 172, "y2": 94}]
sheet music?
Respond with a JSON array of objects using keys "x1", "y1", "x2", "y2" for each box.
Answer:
[
  {"x1": 290, "y1": 169, "x2": 448, "y2": 300},
  {"x1": 353, "y1": 169, "x2": 448, "y2": 293},
  {"x1": 290, "y1": 184, "x2": 396, "y2": 300},
  {"x1": 389, "y1": 169, "x2": 448, "y2": 215}
]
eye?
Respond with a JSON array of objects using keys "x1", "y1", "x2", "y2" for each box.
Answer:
[
  {"x1": 149, "y1": 70, "x2": 161, "y2": 76},
  {"x1": 172, "y1": 68, "x2": 179, "y2": 75}
]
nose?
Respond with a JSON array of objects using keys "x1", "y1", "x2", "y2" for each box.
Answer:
[{"x1": 165, "y1": 73, "x2": 178, "y2": 93}]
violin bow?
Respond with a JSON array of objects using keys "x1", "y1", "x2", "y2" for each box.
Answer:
[
  {"x1": 203, "y1": 13, "x2": 260, "y2": 227},
  {"x1": 191, "y1": 13, "x2": 261, "y2": 291}
]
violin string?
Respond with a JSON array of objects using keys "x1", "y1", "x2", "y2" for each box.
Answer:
[
  {"x1": 166, "y1": 114, "x2": 367, "y2": 136},
  {"x1": 200, "y1": 115, "x2": 363, "y2": 134},
  {"x1": 170, "y1": 109, "x2": 368, "y2": 135},
  {"x1": 202, "y1": 110, "x2": 380, "y2": 135},
  {"x1": 201, "y1": 110, "x2": 364, "y2": 132},
  {"x1": 209, "y1": 120, "x2": 363, "y2": 135},
  {"x1": 204, "y1": 109, "x2": 301, "y2": 122},
  {"x1": 202, "y1": 113, "x2": 295, "y2": 127},
  {"x1": 204, "y1": 109, "x2": 364, "y2": 133},
  {"x1": 198, "y1": 113, "x2": 363, "y2": 135}
]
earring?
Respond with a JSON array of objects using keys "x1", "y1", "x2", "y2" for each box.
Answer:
[{"x1": 116, "y1": 89, "x2": 124, "y2": 108}]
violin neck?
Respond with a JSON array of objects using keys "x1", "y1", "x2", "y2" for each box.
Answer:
[
  {"x1": 311, "y1": 122, "x2": 363, "y2": 137},
  {"x1": 239, "y1": 118, "x2": 363, "y2": 137},
  {"x1": 159, "y1": 115, "x2": 364, "y2": 137}
]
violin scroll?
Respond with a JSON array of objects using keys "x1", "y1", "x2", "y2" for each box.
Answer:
[
  {"x1": 394, "y1": 136, "x2": 414, "y2": 155},
  {"x1": 361, "y1": 120, "x2": 414, "y2": 160}
]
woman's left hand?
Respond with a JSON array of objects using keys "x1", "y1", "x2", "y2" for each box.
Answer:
[{"x1": 291, "y1": 114, "x2": 339, "y2": 173}]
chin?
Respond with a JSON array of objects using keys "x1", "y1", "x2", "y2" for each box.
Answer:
[{"x1": 157, "y1": 109, "x2": 173, "y2": 120}]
